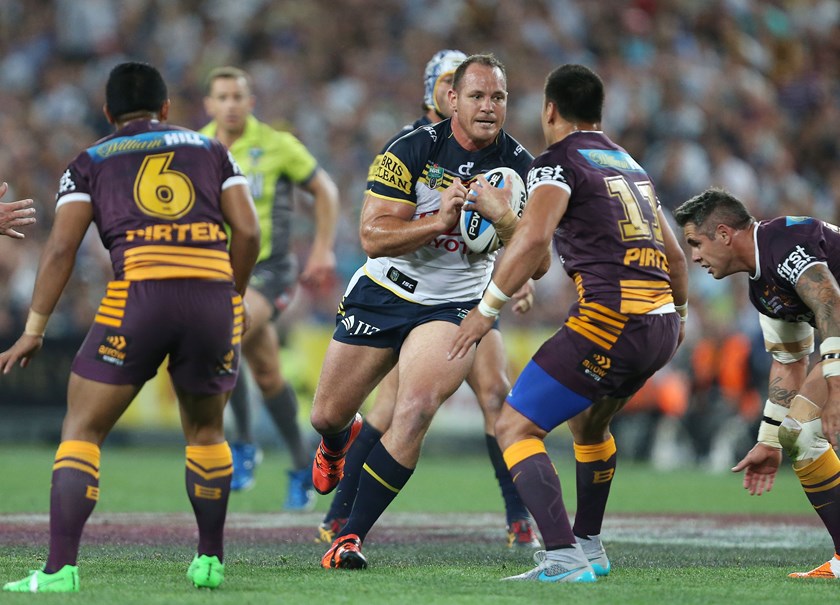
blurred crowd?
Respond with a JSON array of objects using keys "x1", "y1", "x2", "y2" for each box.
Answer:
[{"x1": 1, "y1": 0, "x2": 838, "y2": 466}]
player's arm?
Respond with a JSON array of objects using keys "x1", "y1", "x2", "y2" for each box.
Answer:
[
  {"x1": 299, "y1": 167, "x2": 339, "y2": 288},
  {"x1": 732, "y1": 314, "x2": 812, "y2": 493},
  {"x1": 659, "y1": 207, "x2": 688, "y2": 339},
  {"x1": 360, "y1": 179, "x2": 468, "y2": 258},
  {"x1": 0, "y1": 202, "x2": 92, "y2": 373},
  {"x1": 448, "y1": 185, "x2": 565, "y2": 360},
  {"x1": 221, "y1": 183, "x2": 260, "y2": 296},
  {"x1": 794, "y1": 263, "x2": 840, "y2": 446}
]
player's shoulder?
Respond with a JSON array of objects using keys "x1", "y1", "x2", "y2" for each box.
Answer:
[{"x1": 384, "y1": 118, "x2": 442, "y2": 163}]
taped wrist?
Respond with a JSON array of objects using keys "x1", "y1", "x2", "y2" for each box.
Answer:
[
  {"x1": 674, "y1": 302, "x2": 688, "y2": 324},
  {"x1": 820, "y1": 336, "x2": 840, "y2": 378},
  {"x1": 493, "y1": 209, "x2": 517, "y2": 246},
  {"x1": 24, "y1": 309, "x2": 50, "y2": 337},
  {"x1": 757, "y1": 399, "x2": 787, "y2": 448},
  {"x1": 477, "y1": 280, "x2": 510, "y2": 318}
]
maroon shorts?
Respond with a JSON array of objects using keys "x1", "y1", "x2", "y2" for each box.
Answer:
[
  {"x1": 532, "y1": 310, "x2": 680, "y2": 402},
  {"x1": 72, "y1": 279, "x2": 243, "y2": 395}
]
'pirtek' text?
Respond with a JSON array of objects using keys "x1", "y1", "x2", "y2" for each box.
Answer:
[{"x1": 125, "y1": 222, "x2": 227, "y2": 243}]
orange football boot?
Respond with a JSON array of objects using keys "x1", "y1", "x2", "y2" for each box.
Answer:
[
  {"x1": 321, "y1": 533, "x2": 368, "y2": 570},
  {"x1": 312, "y1": 413, "x2": 363, "y2": 494}
]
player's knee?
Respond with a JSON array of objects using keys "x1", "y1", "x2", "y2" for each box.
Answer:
[{"x1": 778, "y1": 416, "x2": 830, "y2": 464}]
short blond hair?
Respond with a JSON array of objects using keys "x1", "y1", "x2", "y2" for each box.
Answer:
[{"x1": 205, "y1": 66, "x2": 252, "y2": 95}]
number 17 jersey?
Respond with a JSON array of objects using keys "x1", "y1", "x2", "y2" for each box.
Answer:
[{"x1": 527, "y1": 130, "x2": 673, "y2": 317}]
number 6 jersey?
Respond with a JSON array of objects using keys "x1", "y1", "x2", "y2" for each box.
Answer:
[{"x1": 55, "y1": 119, "x2": 248, "y2": 282}]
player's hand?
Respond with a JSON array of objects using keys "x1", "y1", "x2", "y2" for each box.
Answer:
[
  {"x1": 466, "y1": 174, "x2": 510, "y2": 223},
  {"x1": 437, "y1": 178, "x2": 468, "y2": 231},
  {"x1": 511, "y1": 279, "x2": 535, "y2": 315},
  {"x1": 731, "y1": 442, "x2": 782, "y2": 496},
  {"x1": 300, "y1": 247, "x2": 337, "y2": 291},
  {"x1": 0, "y1": 333, "x2": 44, "y2": 374},
  {"x1": 448, "y1": 307, "x2": 494, "y2": 360},
  {"x1": 0, "y1": 182, "x2": 36, "y2": 239}
]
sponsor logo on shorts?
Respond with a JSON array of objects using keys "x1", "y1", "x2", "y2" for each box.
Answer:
[
  {"x1": 215, "y1": 349, "x2": 236, "y2": 376},
  {"x1": 457, "y1": 308, "x2": 469, "y2": 320},
  {"x1": 578, "y1": 350, "x2": 612, "y2": 382},
  {"x1": 96, "y1": 330, "x2": 129, "y2": 366},
  {"x1": 340, "y1": 315, "x2": 381, "y2": 336}
]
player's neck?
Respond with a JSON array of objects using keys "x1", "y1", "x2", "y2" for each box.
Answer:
[
  {"x1": 549, "y1": 121, "x2": 598, "y2": 145},
  {"x1": 114, "y1": 111, "x2": 159, "y2": 129}
]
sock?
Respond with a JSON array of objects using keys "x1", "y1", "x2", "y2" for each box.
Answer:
[
  {"x1": 324, "y1": 421, "x2": 383, "y2": 521},
  {"x1": 572, "y1": 436, "x2": 617, "y2": 538},
  {"x1": 45, "y1": 441, "x2": 101, "y2": 573},
  {"x1": 503, "y1": 438, "x2": 574, "y2": 550},
  {"x1": 263, "y1": 384, "x2": 308, "y2": 469},
  {"x1": 340, "y1": 441, "x2": 413, "y2": 542},
  {"x1": 228, "y1": 373, "x2": 253, "y2": 443},
  {"x1": 186, "y1": 442, "x2": 233, "y2": 561},
  {"x1": 795, "y1": 449, "x2": 840, "y2": 554},
  {"x1": 484, "y1": 434, "x2": 529, "y2": 523},
  {"x1": 322, "y1": 416, "x2": 359, "y2": 453}
]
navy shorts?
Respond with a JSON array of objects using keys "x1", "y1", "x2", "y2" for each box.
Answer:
[
  {"x1": 508, "y1": 311, "x2": 680, "y2": 431},
  {"x1": 332, "y1": 275, "x2": 479, "y2": 353},
  {"x1": 72, "y1": 279, "x2": 243, "y2": 395}
]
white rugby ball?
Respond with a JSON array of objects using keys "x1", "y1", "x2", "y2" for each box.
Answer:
[{"x1": 460, "y1": 167, "x2": 528, "y2": 254}]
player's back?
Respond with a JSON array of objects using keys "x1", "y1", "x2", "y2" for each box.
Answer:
[
  {"x1": 58, "y1": 120, "x2": 243, "y2": 282},
  {"x1": 530, "y1": 130, "x2": 672, "y2": 314},
  {"x1": 750, "y1": 216, "x2": 840, "y2": 324}
]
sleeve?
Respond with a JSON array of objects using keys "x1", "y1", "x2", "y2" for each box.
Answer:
[
  {"x1": 55, "y1": 155, "x2": 92, "y2": 210},
  {"x1": 277, "y1": 132, "x2": 318, "y2": 185},
  {"x1": 368, "y1": 132, "x2": 425, "y2": 205},
  {"x1": 525, "y1": 150, "x2": 572, "y2": 198},
  {"x1": 771, "y1": 224, "x2": 828, "y2": 287},
  {"x1": 215, "y1": 142, "x2": 249, "y2": 190}
]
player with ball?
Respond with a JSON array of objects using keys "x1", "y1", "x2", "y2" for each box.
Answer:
[{"x1": 311, "y1": 53, "x2": 548, "y2": 569}]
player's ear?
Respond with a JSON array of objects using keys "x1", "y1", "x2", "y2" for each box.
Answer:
[
  {"x1": 159, "y1": 99, "x2": 171, "y2": 121},
  {"x1": 103, "y1": 103, "x2": 115, "y2": 125}
]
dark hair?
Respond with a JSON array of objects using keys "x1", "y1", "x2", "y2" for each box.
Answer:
[
  {"x1": 544, "y1": 64, "x2": 604, "y2": 124},
  {"x1": 673, "y1": 188, "x2": 754, "y2": 238},
  {"x1": 205, "y1": 66, "x2": 252, "y2": 95},
  {"x1": 452, "y1": 53, "x2": 507, "y2": 92},
  {"x1": 105, "y1": 62, "x2": 168, "y2": 121}
]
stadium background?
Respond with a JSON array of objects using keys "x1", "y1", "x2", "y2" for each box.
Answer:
[{"x1": 0, "y1": 0, "x2": 838, "y2": 470}]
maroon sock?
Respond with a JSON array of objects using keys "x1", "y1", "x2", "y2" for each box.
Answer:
[
  {"x1": 572, "y1": 437, "x2": 617, "y2": 538},
  {"x1": 186, "y1": 443, "x2": 233, "y2": 560},
  {"x1": 45, "y1": 441, "x2": 101, "y2": 573}
]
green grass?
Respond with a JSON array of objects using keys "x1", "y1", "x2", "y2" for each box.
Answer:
[{"x1": 0, "y1": 444, "x2": 830, "y2": 604}]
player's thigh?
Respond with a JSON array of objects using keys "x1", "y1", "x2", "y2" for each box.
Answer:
[
  {"x1": 64, "y1": 373, "x2": 141, "y2": 444},
  {"x1": 241, "y1": 321, "x2": 282, "y2": 388},
  {"x1": 312, "y1": 339, "x2": 395, "y2": 431},
  {"x1": 396, "y1": 320, "x2": 474, "y2": 415},
  {"x1": 242, "y1": 287, "x2": 274, "y2": 343},
  {"x1": 466, "y1": 328, "x2": 509, "y2": 410}
]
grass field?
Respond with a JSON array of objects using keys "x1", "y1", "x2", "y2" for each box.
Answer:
[{"x1": 1, "y1": 443, "x2": 836, "y2": 604}]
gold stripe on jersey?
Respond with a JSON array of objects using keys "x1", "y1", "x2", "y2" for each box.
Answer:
[
  {"x1": 619, "y1": 279, "x2": 673, "y2": 315},
  {"x1": 566, "y1": 301, "x2": 629, "y2": 350},
  {"x1": 368, "y1": 153, "x2": 385, "y2": 184},
  {"x1": 123, "y1": 244, "x2": 233, "y2": 281},
  {"x1": 367, "y1": 191, "x2": 417, "y2": 206}
]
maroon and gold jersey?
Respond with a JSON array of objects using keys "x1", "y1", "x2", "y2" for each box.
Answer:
[
  {"x1": 55, "y1": 120, "x2": 247, "y2": 282},
  {"x1": 528, "y1": 131, "x2": 673, "y2": 316},
  {"x1": 749, "y1": 217, "x2": 840, "y2": 325}
]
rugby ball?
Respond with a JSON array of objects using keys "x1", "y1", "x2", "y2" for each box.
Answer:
[{"x1": 460, "y1": 167, "x2": 528, "y2": 254}]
